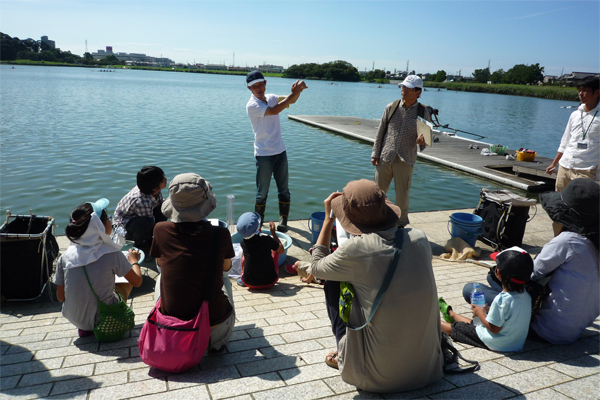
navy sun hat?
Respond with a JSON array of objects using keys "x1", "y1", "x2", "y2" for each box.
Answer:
[
  {"x1": 237, "y1": 212, "x2": 261, "y2": 238},
  {"x1": 490, "y1": 246, "x2": 533, "y2": 285},
  {"x1": 246, "y1": 70, "x2": 265, "y2": 87}
]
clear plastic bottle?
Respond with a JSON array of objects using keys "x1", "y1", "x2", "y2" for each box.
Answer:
[
  {"x1": 111, "y1": 226, "x2": 126, "y2": 247},
  {"x1": 470, "y1": 283, "x2": 486, "y2": 327},
  {"x1": 226, "y1": 195, "x2": 236, "y2": 234}
]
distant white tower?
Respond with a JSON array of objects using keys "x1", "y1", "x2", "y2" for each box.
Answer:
[{"x1": 85, "y1": 39, "x2": 88, "y2": 53}]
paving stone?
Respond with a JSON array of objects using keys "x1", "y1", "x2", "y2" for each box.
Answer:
[
  {"x1": 233, "y1": 297, "x2": 273, "y2": 308},
  {"x1": 98, "y1": 337, "x2": 140, "y2": 352},
  {"x1": 260, "y1": 339, "x2": 324, "y2": 358},
  {"x1": 429, "y1": 380, "x2": 515, "y2": 399},
  {"x1": 34, "y1": 342, "x2": 99, "y2": 360},
  {"x1": 326, "y1": 392, "x2": 384, "y2": 399},
  {"x1": 237, "y1": 354, "x2": 305, "y2": 377},
  {"x1": 548, "y1": 354, "x2": 600, "y2": 378},
  {"x1": 206, "y1": 372, "x2": 284, "y2": 400},
  {"x1": 511, "y1": 387, "x2": 572, "y2": 400},
  {"x1": 201, "y1": 349, "x2": 264, "y2": 370},
  {"x1": 493, "y1": 366, "x2": 572, "y2": 394},
  {"x1": 466, "y1": 359, "x2": 520, "y2": 382},
  {"x1": 252, "y1": 300, "x2": 301, "y2": 312},
  {"x1": 50, "y1": 371, "x2": 128, "y2": 396},
  {"x1": 61, "y1": 348, "x2": 130, "y2": 368},
  {"x1": 0, "y1": 351, "x2": 34, "y2": 365},
  {"x1": 380, "y1": 378, "x2": 456, "y2": 399},
  {"x1": 168, "y1": 365, "x2": 240, "y2": 390},
  {"x1": 46, "y1": 390, "x2": 89, "y2": 399},
  {"x1": 253, "y1": 380, "x2": 334, "y2": 400},
  {"x1": 0, "y1": 333, "x2": 46, "y2": 346},
  {"x1": 296, "y1": 296, "x2": 325, "y2": 306},
  {"x1": 315, "y1": 336, "x2": 337, "y2": 349},
  {"x1": 5, "y1": 338, "x2": 71, "y2": 354},
  {"x1": 0, "y1": 357, "x2": 63, "y2": 377},
  {"x1": 246, "y1": 322, "x2": 303, "y2": 338},
  {"x1": 94, "y1": 356, "x2": 147, "y2": 375},
  {"x1": 278, "y1": 362, "x2": 340, "y2": 385},
  {"x1": 265, "y1": 312, "x2": 317, "y2": 326},
  {"x1": 297, "y1": 318, "x2": 332, "y2": 330},
  {"x1": 0, "y1": 382, "x2": 53, "y2": 399},
  {"x1": 225, "y1": 335, "x2": 286, "y2": 353},
  {"x1": 298, "y1": 348, "x2": 329, "y2": 365},
  {"x1": 137, "y1": 384, "x2": 210, "y2": 400},
  {"x1": 551, "y1": 374, "x2": 600, "y2": 400},
  {"x1": 0, "y1": 318, "x2": 55, "y2": 331},
  {"x1": 235, "y1": 309, "x2": 287, "y2": 322},
  {"x1": 228, "y1": 329, "x2": 251, "y2": 342},
  {"x1": 0, "y1": 374, "x2": 21, "y2": 390},
  {"x1": 280, "y1": 326, "x2": 333, "y2": 343},
  {"x1": 323, "y1": 375, "x2": 361, "y2": 394},
  {"x1": 18, "y1": 364, "x2": 94, "y2": 387},
  {"x1": 88, "y1": 377, "x2": 167, "y2": 400},
  {"x1": 0, "y1": 329, "x2": 24, "y2": 338}
]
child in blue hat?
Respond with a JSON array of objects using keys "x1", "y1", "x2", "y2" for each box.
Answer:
[{"x1": 237, "y1": 212, "x2": 284, "y2": 289}]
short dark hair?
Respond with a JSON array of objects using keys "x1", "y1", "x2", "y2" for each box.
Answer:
[
  {"x1": 66, "y1": 203, "x2": 109, "y2": 242},
  {"x1": 137, "y1": 166, "x2": 165, "y2": 195},
  {"x1": 577, "y1": 76, "x2": 599, "y2": 92},
  {"x1": 498, "y1": 268, "x2": 526, "y2": 293}
]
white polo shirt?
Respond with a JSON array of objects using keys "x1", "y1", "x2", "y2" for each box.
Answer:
[
  {"x1": 558, "y1": 104, "x2": 599, "y2": 171},
  {"x1": 246, "y1": 94, "x2": 286, "y2": 157}
]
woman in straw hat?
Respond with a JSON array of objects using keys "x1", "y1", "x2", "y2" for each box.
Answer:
[
  {"x1": 296, "y1": 179, "x2": 443, "y2": 393},
  {"x1": 150, "y1": 173, "x2": 236, "y2": 351}
]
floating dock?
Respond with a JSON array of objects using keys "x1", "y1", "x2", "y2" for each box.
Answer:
[{"x1": 289, "y1": 115, "x2": 556, "y2": 192}]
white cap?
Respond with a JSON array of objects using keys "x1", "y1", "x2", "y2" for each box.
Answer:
[{"x1": 399, "y1": 75, "x2": 423, "y2": 90}]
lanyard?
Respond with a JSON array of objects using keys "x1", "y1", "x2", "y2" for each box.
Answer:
[{"x1": 580, "y1": 109, "x2": 598, "y2": 141}]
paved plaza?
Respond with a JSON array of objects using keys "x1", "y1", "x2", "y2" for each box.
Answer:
[{"x1": 1, "y1": 208, "x2": 599, "y2": 399}]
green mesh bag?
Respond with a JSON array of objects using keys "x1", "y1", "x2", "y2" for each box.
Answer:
[
  {"x1": 83, "y1": 266, "x2": 135, "y2": 342},
  {"x1": 339, "y1": 282, "x2": 355, "y2": 324}
]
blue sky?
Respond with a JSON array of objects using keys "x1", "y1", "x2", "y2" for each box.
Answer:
[{"x1": 2, "y1": 0, "x2": 598, "y2": 76}]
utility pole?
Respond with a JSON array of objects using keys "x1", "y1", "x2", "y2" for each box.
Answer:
[
  {"x1": 233, "y1": 52, "x2": 235, "y2": 67},
  {"x1": 406, "y1": 60, "x2": 409, "y2": 73},
  {"x1": 85, "y1": 39, "x2": 88, "y2": 54},
  {"x1": 488, "y1": 59, "x2": 490, "y2": 71},
  {"x1": 372, "y1": 61, "x2": 375, "y2": 71}
]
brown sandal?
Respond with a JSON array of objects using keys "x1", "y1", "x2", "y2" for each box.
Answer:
[{"x1": 325, "y1": 350, "x2": 339, "y2": 369}]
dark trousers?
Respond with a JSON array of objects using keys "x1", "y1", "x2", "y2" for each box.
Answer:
[
  {"x1": 125, "y1": 205, "x2": 166, "y2": 251},
  {"x1": 324, "y1": 280, "x2": 347, "y2": 348}
]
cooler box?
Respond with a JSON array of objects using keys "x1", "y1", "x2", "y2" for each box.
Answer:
[
  {"x1": 473, "y1": 189, "x2": 537, "y2": 250},
  {"x1": 1, "y1": 213, "x2": 59, "y2": 301}
]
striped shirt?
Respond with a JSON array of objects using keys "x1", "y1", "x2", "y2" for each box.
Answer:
[
  {"x1": 112, "y1": 186, "x2": 163, "y2": 228},
  {"x1": 371, "y1": 100, "x2": 432, "y2": 166}
]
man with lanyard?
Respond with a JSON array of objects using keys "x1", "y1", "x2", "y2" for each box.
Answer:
[
  {"x1": 371, "y1": 75, "x2": 433, "y2": 227},
  {"x1": 246, "y1": 71, "x2": 307, "y2": 232},
  {"x1": 546, "y1": 76, "x2": 599, "y2": 191}
]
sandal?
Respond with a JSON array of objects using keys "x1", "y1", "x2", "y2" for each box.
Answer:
[
  {"x1": 325, "y1": 350, "x2": 339, "y2": 369},
  {"x1": 439, "y1": 297, "x2": 455, "y2": 323}
]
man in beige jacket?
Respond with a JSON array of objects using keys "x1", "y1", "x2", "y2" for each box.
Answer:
[{"x1": 297, "y1": 180, "x2": 443, "y2": 393}]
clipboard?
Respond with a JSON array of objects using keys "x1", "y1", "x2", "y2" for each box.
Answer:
[{"x1": 417, "y1": 117, "x2": 434, "y2": 146}]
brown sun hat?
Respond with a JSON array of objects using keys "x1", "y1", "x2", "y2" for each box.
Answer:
[{"x1": 330, "y1": 179, "x2": 401, "y2": 235}]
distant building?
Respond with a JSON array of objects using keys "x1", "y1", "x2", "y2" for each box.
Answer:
[
  {"x1": 258, "y1": 64, "x2": 284, "y2": 73},
  {"x1": 91, "y1": 46, "x2": 173, "y2": 67},
  {"x1": 41, "y1": 35, "x2": 56, "y2": 50},
  {"x1": 543, "y1": 75, "x2": 558, "y2": 84},
  {"x1": 558, "y1": 72, "x2": 599, "y2": 85},
  {"x1": 205, "y1": 64, "x2": 227, "y2": 71},
  {"x1": 228, "y1": 66, "x2": 250, "y2": 72}
]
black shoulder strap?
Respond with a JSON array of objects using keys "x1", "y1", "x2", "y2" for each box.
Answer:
[
  {"x1": 418, "y1": 102, "x2": 425, "y2": 119},
  {"x1": 202, "y1": 224, "x2": 221, "y2": 302}
]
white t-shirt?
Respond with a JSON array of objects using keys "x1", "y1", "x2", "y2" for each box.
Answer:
[
  {"x1": 558, "y1": 104, "x2": 599, "y2": 171},
  {"x1": 246, "y1": 94, "x2": 286, "y2": 157}
]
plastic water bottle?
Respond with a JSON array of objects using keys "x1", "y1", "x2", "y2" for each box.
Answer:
[
  {"x1": 111, "y1": 226, "x2": 126, "y2": 246},
  {"x1": 470, "y1": 283, "x2": 486, "y2": 326},
  {"x1": 226, "y1": 195, "x2": 236, "y2": 235}
]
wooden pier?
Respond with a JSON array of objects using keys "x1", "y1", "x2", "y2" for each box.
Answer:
[{"x1": 288, "y1": 115, "x2": 556, "y2": 192}]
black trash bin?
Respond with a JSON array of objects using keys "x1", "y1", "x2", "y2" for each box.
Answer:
[{"x1": 1, "y1": 213, "x2": 60, "y2": 301}]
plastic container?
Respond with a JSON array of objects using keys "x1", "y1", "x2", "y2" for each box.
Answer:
[
  {"x1": 308, "y1": 211, "x2": 325, "y2": 244},
  {"x1": 470, "y1": 283, "x2": 486, "y2": 326},
  {"x1": 516, "y1": 151, "x2": 537, "y2": 162},
  {"x1": 226, "y1": 195, "x2": 236, "y2": 235},
  {"x1": 231, "y1": 229, "x2": 292, "y2": 267},
  {"x1": 490, "y1": 145, "x2": 508, "y2": 155},
  {"x1": 447, "y1": 213, "x2": 484, "y2": 247}
]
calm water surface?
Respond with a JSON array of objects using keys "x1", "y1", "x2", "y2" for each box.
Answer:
[{"x1": 1, "y1": 66, "x2": 577, "y2": 229}]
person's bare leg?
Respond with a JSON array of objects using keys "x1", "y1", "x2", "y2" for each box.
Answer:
[
  {"x1": 441, "y1": 320, "x2": 452, "y2": 335},
  {"x1": 448, "y1": 309, "x2": 472, "y2": 324}
]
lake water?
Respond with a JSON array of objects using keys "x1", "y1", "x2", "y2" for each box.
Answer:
[{"x1": 0, "y1": 65, "x2": 578, "y2": 229}]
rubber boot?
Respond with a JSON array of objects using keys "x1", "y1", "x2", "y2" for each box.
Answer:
[
  {"x1": 255, "y1": 203, "x2": 265, "y2": 226},
  {"x1": 277, "y1": 201, "x2": 290, "y2": 232}
]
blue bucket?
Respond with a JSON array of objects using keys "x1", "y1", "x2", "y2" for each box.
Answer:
[
  {"x1": 308, "y1": 212, "x2": 325, "y2": 244},
  {"x1": 447, "y1": 213, "x2": 484, "y2": 247}
]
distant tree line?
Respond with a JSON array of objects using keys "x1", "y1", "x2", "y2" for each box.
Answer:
[
  {"x1": 0, "y1": 32, "x2": 122, "y2": 65},
  {"x1": 283, "y1": 60, "x2": 361, "y2": 82},
  {"x1": 472, "y1": 64, "x2": 544, "y2": 85}
]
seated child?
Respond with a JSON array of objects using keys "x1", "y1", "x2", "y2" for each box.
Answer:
[
  {"x1": 237, "y1": 212, "x2": 284, "y2": 289},
  {"x1": 438, "y1": 246, "x2": 534, "y2": 352},
  {"x1": 112, "y1": 166, "x2": 167, "y2": 255}
]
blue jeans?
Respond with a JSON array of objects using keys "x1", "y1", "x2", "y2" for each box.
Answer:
[{"x1": 255, "y1": 151, "x2": 290, "y2": 206}]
